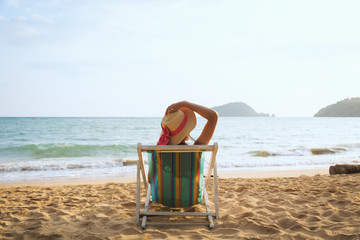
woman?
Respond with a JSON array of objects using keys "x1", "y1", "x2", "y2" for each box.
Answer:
[{"x1": 157, "y1": 101, "x2": 218, "y2": 145}]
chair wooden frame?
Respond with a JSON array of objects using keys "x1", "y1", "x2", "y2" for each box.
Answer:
[{"x1": 136, "y1": 142, "x2": 219, "y2": 229}]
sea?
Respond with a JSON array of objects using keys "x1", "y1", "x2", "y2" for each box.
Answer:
[{"x1": 1, "y1": 117, "x2": 360, "y2": 183}]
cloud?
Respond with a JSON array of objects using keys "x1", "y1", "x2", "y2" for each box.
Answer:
[
  {"x1": 0, "y1": 18, "x2": 49, "y2": 47},
  {"x1": 5, "y1": 0, "x2": 20, "y2": 7}
]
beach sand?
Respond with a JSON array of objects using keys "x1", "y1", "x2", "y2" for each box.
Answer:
[{"x1": 1, "y1": 170, "x2": 360, "y2": 239}]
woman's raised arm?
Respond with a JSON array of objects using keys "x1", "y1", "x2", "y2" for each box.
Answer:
[{"x1": 165, "y1": 101, "x2": 218, "y2": 145}]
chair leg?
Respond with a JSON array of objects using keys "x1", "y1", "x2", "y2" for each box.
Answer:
[
  {"x1": 213, "y1": 160, "x2": 220, "y2": 220},
  {"x1": 142, "y1": 183, "x2": 151, "y2": 229},
  {"x1": 203, "y1": 187, "x2": 214, "y2": 229},
  {"x1": 136, "y1": 161, "x2": 141, "y2": 223}
]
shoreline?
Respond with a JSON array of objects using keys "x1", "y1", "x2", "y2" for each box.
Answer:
[{"x1": 0, "y1": 168, "x2": 329, "y2": 188}]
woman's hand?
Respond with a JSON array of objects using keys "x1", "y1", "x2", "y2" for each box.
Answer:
[{"x1": 165, "y1": 101, "x2": 188, "y2": 115}]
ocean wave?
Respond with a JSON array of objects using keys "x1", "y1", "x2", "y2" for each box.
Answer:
[
  {"x1": 0, "y1": 158, "x2": 135, "y2": 173},
  {"x1": 337, "y1": 143, "x2": 360, "y2": 149},
  {"x1": 248, "y1": 147, "x2": 347, "y2": 157},
  {"x1": 0, "y1": 143, "x2": 136, "y2": 159}
]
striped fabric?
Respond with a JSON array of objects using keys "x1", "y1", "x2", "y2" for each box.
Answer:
[{"x1": 148, "y1": 151, "x2": 205, "y2": 208}]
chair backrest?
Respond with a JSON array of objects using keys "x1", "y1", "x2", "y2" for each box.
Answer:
[
  {"x1": 137, "y1": 143, "x2": 218, "y2": 208},
  {"x1": 148, "y1": 151, "x2": 205, "y2": 208}
]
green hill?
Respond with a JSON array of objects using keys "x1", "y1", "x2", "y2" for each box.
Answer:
[
  {"x1": 314, "y1": 98, "x2": 360, "y2": 117},
  {"x1": 212, "y1": 102, "x2": 270, "y2": 117}
]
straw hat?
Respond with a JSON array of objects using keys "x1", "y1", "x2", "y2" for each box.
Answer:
[{"x1": 157, "y1": 108, "x2": 196, "y2": 145}]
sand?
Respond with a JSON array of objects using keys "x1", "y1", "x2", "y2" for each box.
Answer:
[{"x1": 1, "y1": 171, "x2": 360, "y2": 239}]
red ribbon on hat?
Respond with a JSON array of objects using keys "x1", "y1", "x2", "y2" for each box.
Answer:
[
  {"x1": 157, "y1": 125, "x2": 171, "y2": 145},
  {"x1": 157, "y1": 114, "x2": 187, "y2": 145}
]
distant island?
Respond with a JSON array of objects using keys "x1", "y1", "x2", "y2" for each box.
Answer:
[
  {"x1": 212, "y1": 102, "x2": 270, "y2": 117},
  {"x1": 314, "y1": 98, "x2": 360, "y2": 117}
]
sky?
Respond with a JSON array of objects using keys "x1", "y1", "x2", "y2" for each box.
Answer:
[{"x1": 1, "y1": 0, "x2": 359, "y2": 117}]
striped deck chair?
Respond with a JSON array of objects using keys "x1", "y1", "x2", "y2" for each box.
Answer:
[{"x1": 136, "y1": 143, "x2": 219, "y2": 229}]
